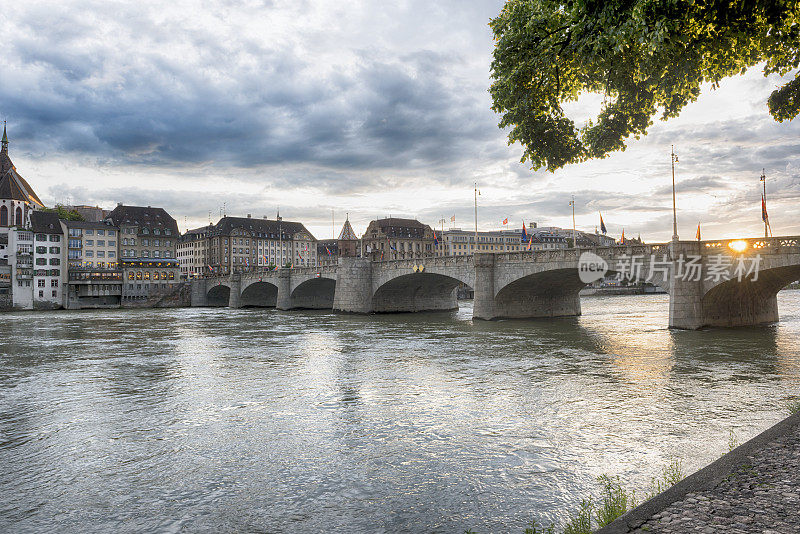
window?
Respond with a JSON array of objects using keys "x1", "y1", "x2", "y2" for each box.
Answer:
[
  {"x1": 39, "y1": 290, "x2": 44, "y2": 298},
  {"x1": 144, "y1": 271, "x2": 150, "y2": 280},
  {"x1": 108, "y1": 230, "x2": 115, "y2": 236},
  {"x1": 49, "y1": 247, "x2": 60, "y2": 254},
  {"x1": 97, "y1": 240, "x2": 105, "y2": 247},
  {"x1": 142, "y1": 251, "x2": 149, "y2": 258},
  {"x1": 51, "y1": 280, "x2": 58, "y2": 287},
  {"x1": 85, "y1": 229, "x2": 94, "y2": 235},
  {"x1": 86, "y1": 250, "x2": 94, "y2": 257},
  {"x1": 153, "y1": 250, "x2": 160, "y2": 258},
  {"x1": 136, "y1": 271, "x2": 142, "y2": 280},
  {"x1": 86, "y1": 240, "x2": 94, "y2": 246},
  {"x1": 128, "y1": 272, "x2": 134, "y2": 280},
  {"x1": 49, "y1": 258, "x2": 60, "y2": 265},
  {"x1": 51, "y1": 269, "x2": 60, "y2": 277},
  {"x1": 108, "y1": 240, "x2": 115, "y2": 247},
  {"x1": 52, "y1": 290, "x2": 57, "y2": 298},
  {"x1": 36, "y1": 258, "x2": 47, "y2": 265},
  {"x1": 68, "y1": 250, "x2": 81, "y2": 259},
  {"x1": 130, "y1": 239, "x2": 136, "y2": 246},
  {"x1": 68, "y1": 228, "x2": 81, "y2": 237},
  {"x1": 109, "y1": 251, "x2": 116, "y2": 258},
  {"x1": 38, "y1": 279, "x2": 45, "y2": 287},
  {"x1": 142, "y1": 239, "x2": 149, "y2": 246},
  {"x1": 36, "y1": 246, "x2": 47, "y2": 254},
  {"x1": 154, "y1": 229, "x2": 160, "y2": 235},
  {"x1": 36, "y1": 234, "x2": 47, "y2": 241},
  {"x1": 97, "y1": 251, "x2": 105, "y2": 258},
  {"x1": 165, "y1": 229, "x2": 171, "y2": 236},
  {"x1": 142, "y1": 228, "x2": 149, "y2": 235},
  {"x1": 97, "y1": 229, "x2": 105, "y2": 236}
]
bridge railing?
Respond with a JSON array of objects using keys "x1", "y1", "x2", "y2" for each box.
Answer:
[{"x1": 701, "y1": 236, "x2": 800, "y2": 253}]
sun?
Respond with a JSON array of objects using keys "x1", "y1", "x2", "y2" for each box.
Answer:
[{"x1": 728, "y1": 240, "x2": 748, "y2": 253}]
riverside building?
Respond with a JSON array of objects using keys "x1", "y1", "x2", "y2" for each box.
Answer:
[
  {"x1": 363, "y1": 217, "x2": 434, "y2": 261},
  {"x1": 179, "y1": 215, "x2": 317, "y2": 276},
  {"x1": 105, "y1": 204, "x2": 180, "y2": 300}
]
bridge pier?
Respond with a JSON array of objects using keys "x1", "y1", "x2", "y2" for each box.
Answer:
[
  {"x1": 473, "y1": 253, "x2": 497, "y2": 320},
  {"x1": 668, "y1": 241, "x2": 705, "y2": 329},
  {"x1": 332, "y1": 257, "x2": 373, "y2": 313},
  {"x1": 276, "y1": 268, "x2": 292, "y2": 310},
  {"x1": 227, "y1": 275, "x2": 242, "y2": 308},
  {"x1": 190, "y1": 278, "x2": 208, "y2": 307}
]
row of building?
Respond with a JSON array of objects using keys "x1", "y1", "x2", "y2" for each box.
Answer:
[{"x1": 0, "y1": 124, "x2": 630, "y2": 310}]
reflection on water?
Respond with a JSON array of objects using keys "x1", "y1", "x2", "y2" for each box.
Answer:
[{"x1": 1, "y1": 292, "x2": 799, "y2": 533}]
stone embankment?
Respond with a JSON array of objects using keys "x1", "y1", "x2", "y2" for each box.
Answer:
[{"x1": 596, "y1": 412, "x2": 800, "y2": 534}]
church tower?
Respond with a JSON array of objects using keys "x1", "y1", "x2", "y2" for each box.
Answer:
[{"x1": 0, "y1": 123, "x2": 44, "y2": 228}]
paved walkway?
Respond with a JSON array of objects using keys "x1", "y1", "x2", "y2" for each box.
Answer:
[{"x1": 630, "y1": 425, "x2": 800, "y2": 533}]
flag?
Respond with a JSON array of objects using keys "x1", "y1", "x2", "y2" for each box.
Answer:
[
  {"x1": 433, "y1": 230, "x2": 439, "y2": 246},
  {"x1": 620, "y1": 228, "x2": 625, "y2": 244},
  {"x1": 502, "y1": 217, "x2": 508, "y2": 225},
  {"x1": 521, "y1": 223, "x2": 528, "y2": 242},
  {"x1": 325, "y1": 246, "x2": 331, "y2": 255},
  {"x1": 451, "y1": 215, "x2": 456, "y2": 222},
  {"x1": 762, "y1": 194, "x2": 769, "y2": 223},
  {"x1": 600, "y1": 213, "x2": 607, "y2": 234},
  {"x1": 526, "y1": 233, "x2": 534, "y2": 251},
  {"x1": 696, "y1": 223, "x2": 701, "y2": 241}
]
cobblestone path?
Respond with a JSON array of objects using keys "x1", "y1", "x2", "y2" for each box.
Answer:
[{"x1": 631, "y1": 426, "x2": 800, "y2": 533}]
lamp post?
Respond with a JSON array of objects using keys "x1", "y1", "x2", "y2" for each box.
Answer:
[
  {"x1": 474, "y1": 183, "x2": 479, "y2": 254},
  {"x1": 760, "y1": 169, "x2": 768, "y2": 238},
  {"x1": 671, "y1": 145, "x2": 679, "y2": 241},
  {"x1": 569, "y1": 196, "x2": 576, "y2": 248}
]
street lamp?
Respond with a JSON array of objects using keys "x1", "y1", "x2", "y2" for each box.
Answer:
[
  {"x1": 569, "y1": 196, "x2": 576, "y2": 248},
  {"x1": 671, "y1": 145, "x2": 679, "y2": 241}
]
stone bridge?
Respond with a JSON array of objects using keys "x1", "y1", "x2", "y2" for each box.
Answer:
[{"x1": 190, "y1": 236, "x2": 800, "y2": 329}]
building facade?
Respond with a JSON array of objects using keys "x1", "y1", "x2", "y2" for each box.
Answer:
[
  {"x1": 439, "y1": 227, "x2": 536, "y2": 256},
  {"x1": 30, "y1": 211, "x2": 65, "y2": 309},
  {"x1": 363, "y1": 217, "x2": 434, "y2": 261},
  {"x1": 61, "y1": 220, "x2": 122, "y2": 309},
  {"x1": 180, "y1": 215, "x2": 317, "y2": 275},
  {"x1": 105, "y1": 204, "x2": 180, "y2": 300}
]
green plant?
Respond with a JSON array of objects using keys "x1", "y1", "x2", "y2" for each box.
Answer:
[
  {"x1": 644, "y1": 458, "x2": 684, "y2": 501},
  {"x1": 525, "y1": 520, "x2": 556, "y2": 534},
  {"x1": 728, "y1": 430, "x2": 740, "y2": 452},
  {"x1": 595, "y1": 475, "x2": 635, "y2": 528},
  {"x1": 562, "y1": 498, "x2": 593, "y2": 534}
]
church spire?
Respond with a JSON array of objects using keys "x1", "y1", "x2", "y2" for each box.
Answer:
[{"x1": 1, "y1": 121, "x2": 8, "y2": 154}]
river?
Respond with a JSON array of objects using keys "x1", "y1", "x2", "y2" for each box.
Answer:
[{"x1": 1, "y1": 292, "x2": 799, "y2": 533}]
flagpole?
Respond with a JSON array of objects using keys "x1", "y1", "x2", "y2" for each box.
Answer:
[
  {"x1": 761, "y1": 169, "x2": 768, "y2": 238},
  {"x1": 671, "y1": 145, "x2": 679, "y2": 241},
  {"x1": 474, "y1": 183, "x2": 478, "y2": 255}
]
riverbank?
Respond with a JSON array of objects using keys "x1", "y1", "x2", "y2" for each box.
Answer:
[{"x1": 596, "y1": 411, "x2": 800, "y2": 533}]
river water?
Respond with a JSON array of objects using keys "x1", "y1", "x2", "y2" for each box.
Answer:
[{"x1": 1, "y1": 293, "x2": 799, "y2": 533}]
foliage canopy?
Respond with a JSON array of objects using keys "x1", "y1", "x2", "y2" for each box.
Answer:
[
  {"x1": 41, "y1": 205, "x2": 85, "y2": 221},
  {"x1": 490, "y1": 0, "x2": 800, "y2": 171}
]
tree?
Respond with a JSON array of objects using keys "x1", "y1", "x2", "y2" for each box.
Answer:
[
  {"x1": 490, "y1": 0, "x2": 800, "y2": 171},
  {"x1": 41, "y1": 205, "x2": 85, "y2": 221}
]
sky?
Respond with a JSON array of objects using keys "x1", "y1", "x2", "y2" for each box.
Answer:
[{"x1": 1, "y1": 0, "x2": 798, "y2": 242}]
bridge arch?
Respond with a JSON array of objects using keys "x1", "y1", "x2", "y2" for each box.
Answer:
[
  {"x1": 206, "y1": 283, "x2": 231, "y2": 307},
  {"x1": 372, "y1": 271, "x2": 469, "y2": 313},
  {"x1": 240, "y1": 280, "x2": 279, "y2": 308},
  {"x1": 291, "y1": 277, "x2": 336, "y2": 309},
  {"x1": 494, "y1": 267, "x2": 585, "y2": 318},
  {"x1": 700, "y1": 264, "x2": 800, "y2": 327}
]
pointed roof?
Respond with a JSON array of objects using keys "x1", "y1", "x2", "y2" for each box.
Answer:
[
  {"x1": 0, "y1": 126, "x2": 45, "y2": 207},
  {"x1": 338, "y1": 216, "x2": 358, "y2": 241}
]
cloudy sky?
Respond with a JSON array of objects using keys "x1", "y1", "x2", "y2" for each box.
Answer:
[{"x1": 1, "y1": 0, "x2": 798, "y2": 241}]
